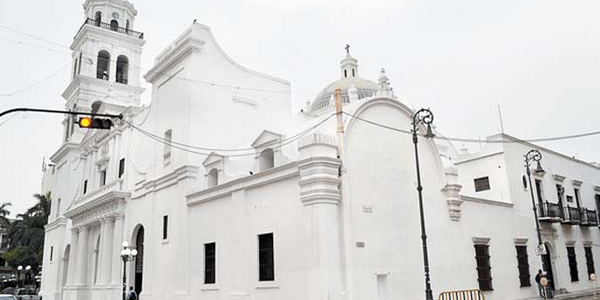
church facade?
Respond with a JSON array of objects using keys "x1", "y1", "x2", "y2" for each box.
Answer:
[{"x1": 40, "y1": 1, "x2": 600, "y2": 300}]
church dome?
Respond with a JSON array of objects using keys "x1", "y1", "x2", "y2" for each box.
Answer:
[{"x1": 310, "y1": 48, "x2": 378, "y2": 112}]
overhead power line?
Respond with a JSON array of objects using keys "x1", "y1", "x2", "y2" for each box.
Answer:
[
  {"x1": 0, "y1": 63, "x2": 70, "y2": 97},
  {"x1": 124, "y1": 113, "x2": 336, "y2": 157},
  {"x1": 342, "y1": 112, "x2": 600, "y2": 144}
]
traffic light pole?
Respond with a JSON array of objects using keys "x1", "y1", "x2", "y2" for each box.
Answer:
[{"x1": 0, "y1": 107, "x2": 123, "y2": 120}]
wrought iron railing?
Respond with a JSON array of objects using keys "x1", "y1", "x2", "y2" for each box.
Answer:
[
  {"x1": 582, "y1": 208, "x2": 599, "y2": 225},
  {"x1": 539, "y1": 202, "x2": 562, "y2": 219},
  {"x1": 564, "y1": 207, "x2": 582, "y2": 223},
  {"x1": 78, "y1": 18, "x2": 144, "y2": 39}
]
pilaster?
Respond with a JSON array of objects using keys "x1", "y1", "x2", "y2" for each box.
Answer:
[
  {"x1": 111, "y1": 215, "x2": 125, "y2": 285},
  {"x1": 66, "y1": 228, "x2": 80, "y2": 286},
  {"x1": 297, "y1": 133, "x2": 343, "y2": 300},
  {"x1": 75, "y1": 225, "x2": 90, "y2": 286}
]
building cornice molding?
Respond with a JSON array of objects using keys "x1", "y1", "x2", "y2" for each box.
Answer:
[
  {"x1": 144, "y1": 34, "x2": 203, "y2": 83},
  {"x1": 44, "y1": 218, "x2": 68, "y2": 232},
  {"x1": 460, "y1": 195, "x2": 514, "y2": 208},
  {"x1": 50, "y1": 142, "x2": 79, "y2": 162},
  {"x1": 472, "y1": 237, "x2": 491, "y2": 245},
  {"x1": 71, "y1": 24, "x2": 145, "y2": 52},
  {"x1": 132, "y1": 165, "x2": 199, "y2": 200},
  {"x1": 553, "y1": 174, "x2": 566, "y2": 183},
  {"x1": 186, "y1": 161, "x2": 299, "y2": 206},
  {"x1": 513, "y1": 238, "x2": 528, "y2": 245},
  {"x1": 65, "y1": 190, "x2": 128, "y2": 227},
  {"x1": 454, "y1": 150, "x2": 504, "y2": 165},
  {"x1": 571, "y1": 179, "x2": 583, "y2": 187}
]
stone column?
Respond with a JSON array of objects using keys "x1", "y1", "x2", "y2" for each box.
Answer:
[
  {"x1": 66, "y1": 228, "x2": 80, "y2": 286},
  {"x1": 100, "y1": 217, "x2": 114, "y2": 285},
  {"x1": 111, "y1": 215, "x2": 125, "y2": 285},
  {"x1": 96, "y1": 219, "x2": 108, "y2": 285},
  {"x1": 75, "y1": 225, "x2": 90, "y2": 286},
  {"x1": 297, "y1": 133, "x2": 343, "y2": 300}
]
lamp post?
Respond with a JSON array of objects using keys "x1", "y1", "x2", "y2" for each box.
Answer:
[
  {"x1": 25, "y1": 265, "x2": 31, "y2": 287},
  {"x1": 16, "y1": 265, "x2": 23, "y2": 289},
  {"x1": 120, "y1": 241, "x2": 137, "y2": 300},
  {"x1": 525, "y1": 150, "x2": 546, "y2": 250},
  {"x1": 412, "y1": 108, "x2": 436, "y2": 300}
]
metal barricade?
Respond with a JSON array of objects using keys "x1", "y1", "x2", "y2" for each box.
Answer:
[{"x1": 439, "y1": 289, "x2": 485, "y2": 300}]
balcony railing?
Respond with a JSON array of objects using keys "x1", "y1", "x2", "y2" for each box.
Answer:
[
  {"x1": 581, "y1": 208, "x2": 599, "y2": 226},
  {"x1": 539, "y1": 202, "x2": 562, "y2": 222},
  {"x1": 78, "y1": 18, "x2": 144, "y2": 39},
  {"x1": 562, "y1": 207, "x2": 582, "y2": 224}
]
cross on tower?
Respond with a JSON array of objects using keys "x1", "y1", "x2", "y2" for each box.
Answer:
[{"x1": 345, "y1": 44, "x2": 350, "y2": 55}]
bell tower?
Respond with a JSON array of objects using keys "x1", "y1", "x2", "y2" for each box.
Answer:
[{"x1": 62, "y1": 0, "x2": 145, "y2": 143}]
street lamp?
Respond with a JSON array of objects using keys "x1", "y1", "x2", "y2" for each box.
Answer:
[
  {"x1": 120, "y1": 241, "x2": 138, "y2": 300},
  {"x1": 525, "y1": 149, "x2": 545, "y2": 249},
  {"x1": 412, "y1": 108, "x2": 436, "y2": 300},
  {"x1": 16, "y1": 265, "x2": 23, "y2": 289},
  {"x1": 25, "y1": 265, "x2": 31, "y2": 286}
]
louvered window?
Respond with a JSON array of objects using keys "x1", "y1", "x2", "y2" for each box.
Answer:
[
  {"x1": 516, "y1": 246, "x2": 531, "y2": 287},
  {"x1": 204, "y1": 243, "x2": 216, "y2": 284},
  {"x1": 258, "y1": 233, "x2": 275, "y2": 281},
  {"x1": 567, "y1": 246, "x2": 579, "y2": 282},
  {"x1": 475, "y1": 244, "x2": 493, "y2": 291},
  {"x1": 585, "y1": 246, "x2": 595, "y2": 278}
]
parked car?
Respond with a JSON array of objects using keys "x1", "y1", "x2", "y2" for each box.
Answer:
[
  {"x1": 13, "y1": 289, "x2": 40, "y2": 300},
  {"x1": 1, "y1": 289, "x2": 14, "y2": 296},
  {"x1": 0, "y1": 294, "x2": 17, "y2": 300}
]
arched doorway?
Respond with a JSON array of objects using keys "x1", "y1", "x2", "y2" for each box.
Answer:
[
  {"x1": 134, "y1": 226, "x2": 144, "y2": 295},
  {"x1": 542, "y1": 243, "x2": 555, "y2": 290}
]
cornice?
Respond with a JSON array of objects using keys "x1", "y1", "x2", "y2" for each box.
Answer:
[
  {"x1": 50, "y1": 142, "x2": 79, "y2": 162},
  {"x1": 132, "y1": 165, "x2": 199, "y2": 200},
  {"x1": 64, "y1": 190, "x2": 129, "y2": 220},
  {"x1": 71, "y1": 24, "x2": 145, "y2": 52},
  {"x1": 553, "y1": 174, "x2": 566, "y2": 183},
  {"x1": 144, "y1": 35, "x2": 203, "y2": 83},
  {"x1": 460, "y1": 195, "x2": 514, "y2": 208},
  {"x1": 44, "y1": 218, "x2": 68, "y2": 232},
  {"x1": 186, "y1": 161, "x2": 299, "y2": 206}
]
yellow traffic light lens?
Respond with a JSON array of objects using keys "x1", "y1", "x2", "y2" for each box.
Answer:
[{"x1": 79, "y1": 117, "x2": 92, "y2": 128}]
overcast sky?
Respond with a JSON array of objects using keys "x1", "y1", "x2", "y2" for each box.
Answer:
[{"x1": 1, "y1": 0, "x2": 599, "y2": 216}]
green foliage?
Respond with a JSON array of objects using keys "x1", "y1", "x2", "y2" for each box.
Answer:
[{"x1": 3, "y1": 192, "x2": 52, "y2": 273}]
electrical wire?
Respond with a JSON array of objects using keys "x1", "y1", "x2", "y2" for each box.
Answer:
[
  {"x1": 0, "y1": 24, "x2": 314, "y2": 96},
  {"x1": 342, "y1": 111, "x2": 600, "y2": 144},
  {"x1": 124, "y1": 113, "x2": 336, "y2": 157},
  {"x1": 0, "y1": 63, "x2": 70, "y2": 97},
  {"x1": 0, "y1": 112, "x2": 21, "y2": 127}
]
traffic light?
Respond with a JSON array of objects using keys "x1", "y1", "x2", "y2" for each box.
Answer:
[{"x1": 77, "y1": 117, "x2": 113, "y2": 130}]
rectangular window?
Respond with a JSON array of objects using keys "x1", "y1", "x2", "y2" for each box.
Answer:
[
  {"x1": 535, "y1": 179, "x2": 544, "y2": 202},
  {"x1": 50, "y1": 246, "x2": 54, "y2": 262},
  {"x1": 164, "y1": 129, "x2": 172, "y2": 159},
  {"x1": 100, "y1": 170, "x2": 107, "y2": 186},
  {"x1": 567, "y1": 195, "x2": 573, "y2": 203},
  {"x1": 474, "y1": 244, "x2": 493, "y2": 291},
  {"x1": 56, "y1": 199, "x2": 61, "y2": 218},
  {"x1": 474, "y1": 177, "x2": 491, "y2": 192},
  {"x1": 83, "y1": 180, "x2": 88, "y2": 194},
  {"x1": 585, "y1": 246, "x2": 595, "y2": 278},
  {"x1": 162, "y1": 215, "x2": 168, "y2": 240},
  {"x1": 118, "y1": 158, "x2": 125, "y2": 178},
  {"x1": 567, "y1": 246, "x2": 579, "y2": 282},
  {"x1": 516, "y1": 246, "x2": 531, "y2": 287},
  {"x1": 204, "y1": 243, "x2": 216, "y2": 284},
  {"x1": 574, "y1": 188, "x2": 581, "y2": 207},
  {"x1": 258, "y1": 233, "x2": 275, "y2": 281}
]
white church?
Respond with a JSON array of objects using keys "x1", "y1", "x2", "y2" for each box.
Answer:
[{"x1": 40, "y1": 1, "x2": 600, "y2": 300}]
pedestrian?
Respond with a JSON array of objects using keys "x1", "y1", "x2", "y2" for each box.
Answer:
[
  {"x1": 126, "y1": 286, "x2": 137, "y2": 300},
  {"x1": 535, "y1": 269, "x2": 544, "y2": 297}
]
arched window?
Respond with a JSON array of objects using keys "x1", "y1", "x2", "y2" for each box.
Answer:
[
  {"x1": 62, "y1": 245, "x2": 70, "y2": 287},
  {"x1": 116, "y1": 55, "x2": 129, "y2": 84},
  {"x1": 259, "y1": 148, "x2": 274, "y2": 171},
  {"x1": 110, "y1": 20, "x2": 119, "y2": 31},
  {"x1": 207, "y1": 168, "x2": 218, "y2": 188},
  {"x1": 95, "y1": 11, "x2": 102, "y2": 26},
  {"x1": 96, "y1": 50, "x2": 110, "y2": 80},
  {"x1": 126, "y1": 20, "x2": 130, "y2": 31},
  {"x1": 344, "y1": 70, "x2": 347, "y2": 78},
  {"x1": 352, "y1": 69, "x2": 355, "y2": 77}
]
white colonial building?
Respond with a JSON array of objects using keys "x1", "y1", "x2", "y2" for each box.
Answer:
[{"x1": 40, "y1": 1, "x2": 600, "y2": 300}]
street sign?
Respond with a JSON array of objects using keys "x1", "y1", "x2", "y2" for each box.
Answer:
[{"x1": 535, "y1": 244, "x2": 547, "y2": 256}]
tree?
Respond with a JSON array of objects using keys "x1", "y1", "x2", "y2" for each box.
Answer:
[
  {"x1": 0, "y1": 202, "x2": 12, "y2": 228},
  {"x1": 3, "y1": 192, "x2": 52, "y2": 273}
]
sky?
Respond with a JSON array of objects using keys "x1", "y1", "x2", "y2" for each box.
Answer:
[{"x1": 0, "y1": 0, "x2": 599, "y2": 217}]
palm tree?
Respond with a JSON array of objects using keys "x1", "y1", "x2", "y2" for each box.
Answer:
[{"x1": 0, "y1": 202, "x2": 12, "y2": 228}]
